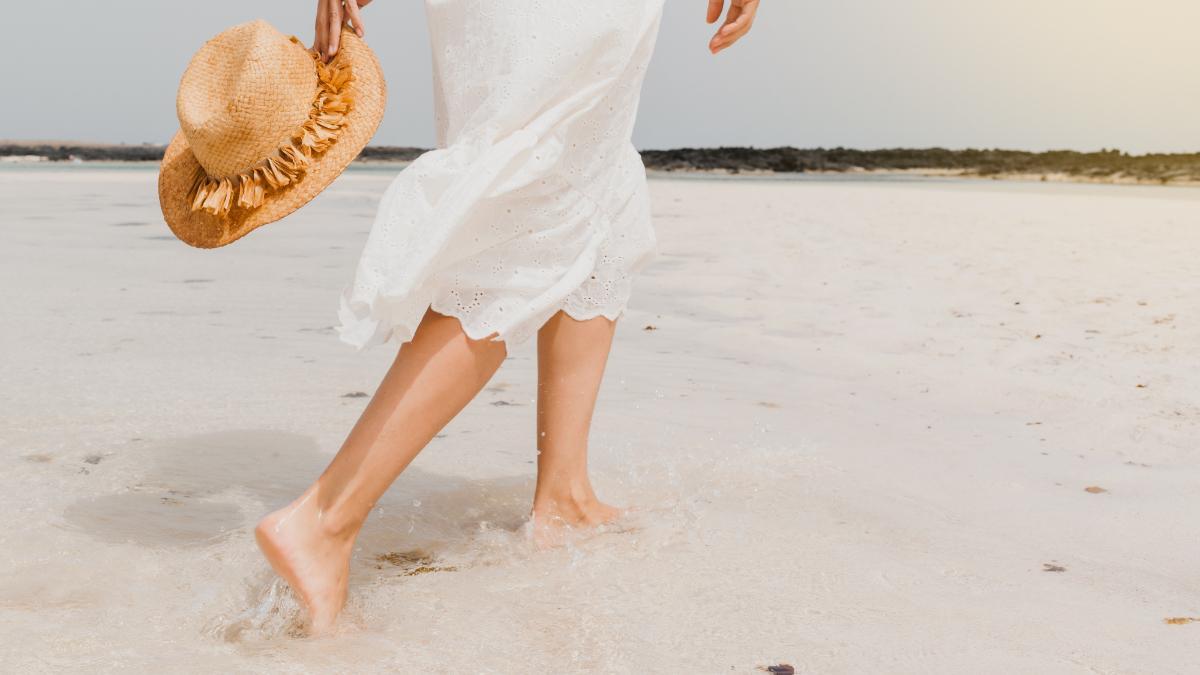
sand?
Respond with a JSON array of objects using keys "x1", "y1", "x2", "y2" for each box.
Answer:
[{"x1": 1, "y1": 165, "x2": 1198, "y2": 673}]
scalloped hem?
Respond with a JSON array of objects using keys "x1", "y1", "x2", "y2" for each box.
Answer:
[
  {"x1": 337, "y1": 291, "x2": 629, "y2": 351},
  {"x1": 427, "y1": 298, "x2": 628, "y2": 343}
]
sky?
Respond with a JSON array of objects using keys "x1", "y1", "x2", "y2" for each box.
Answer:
[{"x1": 10, "y1": 0, "x2": 1199, "y2": 153}]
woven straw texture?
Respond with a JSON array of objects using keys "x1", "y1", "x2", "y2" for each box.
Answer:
[{"x1": 158, "y1": 21, "x2": 386, "y2": 248}]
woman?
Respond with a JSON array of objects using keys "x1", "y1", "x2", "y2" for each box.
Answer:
[{"x1": 256, "y1": 0, "x2": 760, "y2": 633}]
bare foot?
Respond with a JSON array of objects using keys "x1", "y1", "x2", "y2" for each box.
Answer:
[
  {"x1": 254, "y1": 490, "x2": 357, "y2": 635},
  {"x1": 529, "y1": 493, "x2": 624, "y2": 548}
]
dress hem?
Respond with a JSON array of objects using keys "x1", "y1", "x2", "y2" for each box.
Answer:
[{"x1": 337, "y1": 294, "x2": 630, "y2": 350}]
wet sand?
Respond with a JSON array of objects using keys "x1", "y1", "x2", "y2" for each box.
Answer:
[{"x1": 1, "y1": 166, "x2": 1198, "y2": 673}]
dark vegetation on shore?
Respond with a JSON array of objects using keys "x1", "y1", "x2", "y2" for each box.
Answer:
[
  {"x1": 5, "y1": 142, "x2": 1200, "y2": 183},
  {"x1": 2, "y1": 142, "x2": 168, "y2": 162},
  {"x1": 638, "y1": 147, "x2": 1200, "y2": 182}
]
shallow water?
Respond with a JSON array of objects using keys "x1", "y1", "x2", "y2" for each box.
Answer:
[
  {"x1": 6, "y1": 429, "x2": 816, "y2": 672},
  {"x1": 0, "y1": 167, "x2": 811, "y2": 672},
  {"x1": 3, "y1": 167, "x2": 1199, "y2": 673}
]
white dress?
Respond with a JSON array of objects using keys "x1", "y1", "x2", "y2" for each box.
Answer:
[{"x1": 338, "y1": 0, "x2": 666, "y2": 348}]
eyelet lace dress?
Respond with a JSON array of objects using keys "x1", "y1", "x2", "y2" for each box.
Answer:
[{"x1": 337, "y1": 0, "x2": 666, "y2": 348}]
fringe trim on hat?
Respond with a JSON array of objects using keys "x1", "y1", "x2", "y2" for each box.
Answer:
[{"x1": 187, "y1": 37, "x2": 355, "y2": 217}]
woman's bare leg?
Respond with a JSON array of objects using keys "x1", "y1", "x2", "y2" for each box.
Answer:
[
  {"x1": 531, "y1": 311, "x2": 622, "y2": 544},
  {"x1": 255, "y1": 308, "x2": 507, "y2": 633}
]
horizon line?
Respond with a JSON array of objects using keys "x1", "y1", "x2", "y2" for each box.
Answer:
[{"x1": 2, "y1": 139, "x2": 1198, "y2": 157}]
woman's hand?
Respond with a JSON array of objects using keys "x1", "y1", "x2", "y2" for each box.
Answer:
[
  {"x1": 707, "y1": 0, "x2": 760, "y2": 54},
  {"x1": 314, "y1": 0, "x2": 373, "y2": 62}
]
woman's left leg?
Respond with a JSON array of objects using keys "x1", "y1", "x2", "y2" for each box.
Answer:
[{"x1": 530, "y1": 310, "x2": 623, "y2": 543}]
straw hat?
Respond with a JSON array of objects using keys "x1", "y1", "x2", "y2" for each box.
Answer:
[{"x1": 158, "y1": 19, "x2": 386, "y2": 248}]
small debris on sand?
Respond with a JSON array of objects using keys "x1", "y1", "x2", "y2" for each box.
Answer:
[
  {"x1": 643, "y1": 324, "x2": 658, "y2": 331},
  {"x1": 1164, "y1": 617, "x2": 1199, "y2": 625},
  {"x1": 83, "y1": 454, "x2": 104, "y2": 465},
  {"x1": 405, "y1": 565, "x2": 455, "y2": 576},
  {"x1": 1042, "y1": 563, "x2": 1066, "y2": 572},
  {"x1": 1083, "y1": 486, "x2": 1108, "y2": 494},
  {"x1": 377, "y1": 550, "x2": 433, "y2": 567},
  {"x1": 757, "y1": 401, "x2": 782, "y2": 409},
  {"x1": 375, "y1": 550, "x2": 458, "y2": 576},
  {"x1": 341, "y1": 391, "x2": 369, "y2": 398},
  {"x1": 760, "y1": 665, "x2": 795, "y2": 675}
]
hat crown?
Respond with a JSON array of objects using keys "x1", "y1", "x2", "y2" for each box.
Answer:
[{"x1": 177, "y1": 20, "x2": 317, "y2": 178}]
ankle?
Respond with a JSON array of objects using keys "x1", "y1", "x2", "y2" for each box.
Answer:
[
  {"x1": 532, "y1": 481, "x2": 599, "y2": 515},
  {"x1": 314, "y1": 508, "x2": 362, "y2": 543},
  {"x1": 312, "y1": 494, "x2": 369, "y2": 543},
  {"x1": 270, "y1": 486, "x2": 363, "y2": 544}
]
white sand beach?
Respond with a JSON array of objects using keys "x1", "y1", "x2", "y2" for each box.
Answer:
[{"x1": 1, "y1": 166, "x2": 1198, "y2": 673}]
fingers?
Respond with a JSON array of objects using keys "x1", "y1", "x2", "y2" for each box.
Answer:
[
  {"x1": 326, "y1": 0, "x2": 343, "y2": 60},
  {"x1": 706, "y1": 0, "x2": 724, "y2": 24},
  {"x1": 709, "y1": 0, "x2": 759, "y2": 54},
  {"x1": 343, "y1": 0, "x2": 364, "y2": 38},
  {"x1": 314, "y1": 0, "x2": 343, "y2": 61},
  {"x1": 314, "y1": 0, "x2": 329, "y2": 60}
]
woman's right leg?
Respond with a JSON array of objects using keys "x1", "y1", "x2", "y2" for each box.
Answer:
[{"x1": 256, "y1": 308, "x2": 507, "y2": 633}]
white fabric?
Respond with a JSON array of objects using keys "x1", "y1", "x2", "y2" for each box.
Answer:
[{"x1": 338, "y1": 0, "x2": 666, "y2": 348}]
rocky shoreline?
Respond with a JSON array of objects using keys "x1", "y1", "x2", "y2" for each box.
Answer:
[{"x1": 4, "y1": 141, "x2": 1200, "y2": 185}]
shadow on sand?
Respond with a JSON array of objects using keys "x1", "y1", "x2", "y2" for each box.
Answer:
[
  {"x1": 59, "y1": 430, "x2": 640, "y2": 643},
  {"x1": 62, "y1": 430, "x2": 537, "y2": 553}
]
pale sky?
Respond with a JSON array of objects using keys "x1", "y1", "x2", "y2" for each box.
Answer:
[{"x1": 11, "y1": 0, "x2": 1199, "y2": 153}]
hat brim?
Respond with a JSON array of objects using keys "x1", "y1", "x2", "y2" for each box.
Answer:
[{"x1": 158, "y1": 30, "x2": 386, "y2": 248}]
